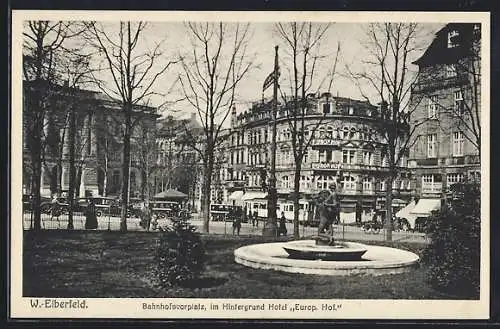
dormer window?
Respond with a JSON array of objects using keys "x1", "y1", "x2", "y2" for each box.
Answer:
[
  {"x1": 446, "y1": 64, "x2": 457, "y2": 77},
  {"x1": 447, "y1": 30, "x2": 460, "y2": 48},
  {"x1": 348, "y1": 107, "x2": 354, "y2": 115},
  {"x1": 367, "y1": 110, "x2": 372, "y2": 117}
]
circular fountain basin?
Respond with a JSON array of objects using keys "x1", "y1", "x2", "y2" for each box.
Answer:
[
  {"x1": 282, "y1": 240, "x2": 368, "y2": 261},
  {"x1": 234, "y1": 240, "x2": 420, "y2": 276}
]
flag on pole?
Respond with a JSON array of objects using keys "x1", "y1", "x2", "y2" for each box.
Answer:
[{"x1": 262, "y1": 67, "x2": 280, "y2": 92}]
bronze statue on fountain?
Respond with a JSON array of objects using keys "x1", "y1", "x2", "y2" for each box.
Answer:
[{"x1": 313, "y1": 183, "x2": 340, "y2": 246}]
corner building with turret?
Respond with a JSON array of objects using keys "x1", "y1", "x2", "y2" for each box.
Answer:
[{"x1": 224, "y1": 92, "x2": 412, "y2": 220}]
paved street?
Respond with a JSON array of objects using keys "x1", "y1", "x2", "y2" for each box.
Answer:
[{"x1": 23, "y1": 212, "x2": 428, "y2": 243}]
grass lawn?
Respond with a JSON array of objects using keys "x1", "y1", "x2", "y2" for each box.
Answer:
[{"x1": 23, "y1": 230, "x2": 464, "y2": 299}]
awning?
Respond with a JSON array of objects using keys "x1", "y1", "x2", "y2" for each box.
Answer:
[
  {"x1": 392, "y1": 198, "x2": 407, "y2": 207},
  {"x1": 410, "y1": 198, "x2": 441, "y2": 217},
  {"x1": 396, "y1": 200, "x2": 417, "y2": 228},
  {"x1": 242, "y1": 191, "x2": 268, "y2": 201},
  {"x1": 153, "y1": 189, "x2": 188, "y2": 199},
  {"x1": 228, "y1": 190, "x2": 244, "y2": 201}
]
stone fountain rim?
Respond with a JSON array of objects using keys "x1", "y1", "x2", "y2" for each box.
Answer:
[{"x1": 234, "y1": 241, "x2": 420, "y2": 275}]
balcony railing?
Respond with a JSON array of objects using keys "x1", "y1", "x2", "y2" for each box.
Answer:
[{"x1": 411, "y1": 75, "x2": 469, "y2": 94}]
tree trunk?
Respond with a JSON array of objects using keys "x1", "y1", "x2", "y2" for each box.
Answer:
[
  {"x1": 202, "y1": 158, "x2": 213, "y2": 233},
  {"x1": 31, "y1": 113, "x2": 43, "y2": 231},
  {"x1": 67, "y1": 106, "x2": 76, "y2": 230},
  {"x1": 293, "y1": 164, "x2": 301, "y2": 239},
  {"x1": 120, "y1": 109, "x2": 132, "y2": 232},
  {"x1": 385, "y1": 175, "x2": 393, "y2": 241}
]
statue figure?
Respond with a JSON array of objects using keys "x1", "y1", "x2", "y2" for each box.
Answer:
[{"x1": 314, "y1": 183, "x2": 340, "y2": 245}]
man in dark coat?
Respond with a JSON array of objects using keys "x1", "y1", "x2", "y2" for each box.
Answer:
[{"x1": 85, "y1": 198, "x2": 98, "y2": 229}]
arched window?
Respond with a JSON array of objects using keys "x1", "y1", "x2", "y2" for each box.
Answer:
[
  {"x1": 349, "y1": 127, "x2": 356, "y2": 139},
  {"x1": 326, "y1": 126, "x2": 334, "y2": 138},
  {"x1": 342, "y1": 127, "x2": 350, "y2": 139},
  {"x1": 342, "y1": 175, "x2": 356, "y2": 190},
  {"x1": 318, "y1": 126, "x2": 325, "y2": 138}
]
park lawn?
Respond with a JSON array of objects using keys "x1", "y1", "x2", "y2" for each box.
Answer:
[{"x1": 23, "y1": 230, "x2": 459, "y2": 299}]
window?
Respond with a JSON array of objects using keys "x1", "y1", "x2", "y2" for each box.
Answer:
[
  {"x1": 342, "y1": 127, "x2": 349, "y2": 139},
  {"x1": 380, "y1": 181, "x2": 386, "y2": 191},
  {"x1": 349, "y1": 128, "x2": 356, "y2": 139},
  {"x1": 362, "y1": 177, "x2": 372, "y2": 191},
  {"x1": 446, "y1": 64, "x2": 457, "y2": 78},
  {"x1": 303, "y1": 151, "x2": 309, "y2": 164},
  {"x1": 363, "y1": 151, "x2": 373, "y2": 165},
  {"x1": 342, "y1": 150, "x2": 356, "y2": 164},
  {"x1": 282, "y1": 176, "x2": 290, "y2": 189},
  {"x1": 427, "y1": 95, "x2": 438, "y2": 119},
  {"x1": 342, "y1": 176, "x2": 356, "y2": 190},
  {"x1": 367, "y1": 110, "x2": 372, "y2": 117},
  {"x1": 454, "y1": 90, "x2": 464, "y2": 115},
  {"x1": 447, "y1": 30, "x2": 460, "y2": 48},
  {"x1": 318, "y1": 126, "x2": 325, "y2": 138},
  {"x1": 348, "y1": 107, "x2": 354, "y2": 115},
  {"x1": 427, "y1": 134, "x2": 437, "y2": 158},
  {"x1": 316, "y1": 175, "x2": 335, "y2": 190},
  {"x1": 452, "y1": 131, "x2": 464, "y2": 156},
  {"x1": 422, "y1": 174, "x2": 442, "y2": 192},
  {"x1": 322, "y1": 103, "x2": 331, "y2": 114},
  {"x1": 447, "y1": 173, "x2": 464, "y2": 186},
  {"x1": 319, "y1": 150, "x2": 327, "y2": 162},
  {"x1": 326, "y1": 126, "x2": 334, "y2": 138}
]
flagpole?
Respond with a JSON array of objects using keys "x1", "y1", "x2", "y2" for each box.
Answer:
[{"x1": 263, "y1": 45, "x2": 279, "y2": 237}]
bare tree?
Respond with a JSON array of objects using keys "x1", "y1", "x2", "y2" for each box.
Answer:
[
  {"x1": 23, "y1": 21, "x2": 83, "y2": 230},
  {"x1": 85, "y1": 22, "x2": 175, "y2": 231},
  {"x1": 274, "y1": 22, "x2": 340, "y2": 238},
  {"x1": 132, "y1": 119, "x2": 157, "y2": 201},
  {"x1": 348, "y1": 23, "x2": 427, "y2": 241},
  {"x1": 178, "y1": 22, "x2": 253, "y2": 233}
]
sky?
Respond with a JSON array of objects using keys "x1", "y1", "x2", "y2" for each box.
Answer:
[{"x1": 76, "y1": 21, "x2": 445, "y2": 125}]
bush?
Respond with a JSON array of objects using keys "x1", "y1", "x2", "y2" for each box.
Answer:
[
  {"x1": 422, "y1": 182, "x2": 481, "y2": 298},
  {"x1": 155, "y1": 216, "x2": 205, "y2": 287}
]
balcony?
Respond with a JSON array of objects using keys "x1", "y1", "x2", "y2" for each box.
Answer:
[{"x1": 411, "y1": 75, "x2": 469, "y2": 94}]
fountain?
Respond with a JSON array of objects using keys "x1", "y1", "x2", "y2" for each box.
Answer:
[
  {"x1": 281, "y1": 234, "x2": 368, "y2": 261},
  {"x1": 234, "y1": 233, "x2": 420, "y2": 276}
]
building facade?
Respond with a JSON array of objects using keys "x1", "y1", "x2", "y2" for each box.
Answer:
[
  {"x1": 225, "y1": 93, "x2": 412, "y2": 217},
  {"x1": 409, "y1": 23, "x2": 481, "y2": 200},
  {"x1": 22, "y1": 85, "x2": 159, "y2": 199}
]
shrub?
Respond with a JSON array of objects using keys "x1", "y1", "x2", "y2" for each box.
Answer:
[
  {"x1": 155, "y1": 216, "x2": 205, "y2": 287},
  {"x1": 422, "y1": 182, "x2": 481, "y2": 298}
]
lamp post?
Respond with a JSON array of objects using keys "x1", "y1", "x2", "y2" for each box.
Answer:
[{"x1": 262, "y1": 46, "x2": 279, "y2": 237}]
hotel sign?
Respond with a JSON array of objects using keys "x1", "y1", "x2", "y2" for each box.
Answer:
[
  {"x1": 312, "y1": 162, "x2": 343, "y2": 170},
  {"x1": 312, "y1": 139, "x2": 341, "y2": 146}
]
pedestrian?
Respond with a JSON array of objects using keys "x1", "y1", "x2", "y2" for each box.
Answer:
[
  {"x1": 142, "y1": 200, "x2": 152, "y2": 231},
  {"x1": 278, "y1": 211, "x2": 287, "y2": 236},
  {"x1": 355, "y1": 200, "x2": 362, "y2": 224},
  {"x1": 253, "y1": 210, "x2": 258, "y2": 227},
  {"x1": 233, "y1": 213, "x2": 242, "y2": 236},
  {"x1": 85, "y1": 198, "x2": 98, "y2": 230}
]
